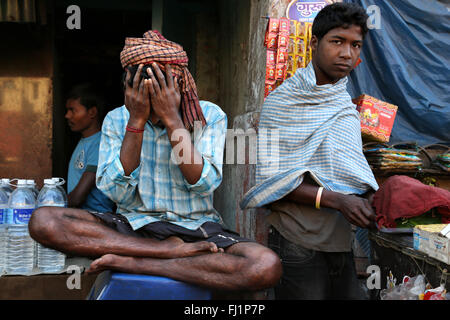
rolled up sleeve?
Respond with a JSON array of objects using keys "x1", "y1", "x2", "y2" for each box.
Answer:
[
  {"x1": 182, "y1": 107, "x2": 227, "y2": 195},
  {"x1": 96, "y1": 111, "x2": 140, "y2": 205}
]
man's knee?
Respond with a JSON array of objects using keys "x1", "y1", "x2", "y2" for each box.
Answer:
[
  {"x1": 243, "y1": 246, "x2": 282, "y2": 290},
  {"x1": 28, "y1": 206, "x2": 62, "y2": 245}
]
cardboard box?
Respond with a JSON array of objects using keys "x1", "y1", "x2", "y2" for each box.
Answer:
[
  {"x1": 413, "y1": 224, "x2": 450, "y2": 264},
  {"x1": 353, "y1": 94, "x2": 398, "y2": 143}
]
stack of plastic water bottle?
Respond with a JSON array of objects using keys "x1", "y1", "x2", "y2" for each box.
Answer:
[
  {"x1": 0, "y1": 179, "x2": 12, "y2": 275},
  {"x1": 35, "y1": 178, "x2": 67, "y2": 273},
  {"x1": 0, "y1": 177, "x2": 68, "y2": 276}
]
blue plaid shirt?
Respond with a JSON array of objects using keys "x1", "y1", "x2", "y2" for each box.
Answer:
[{"x1": 96, "y1": 101, "x2": 227, "y2": 231}]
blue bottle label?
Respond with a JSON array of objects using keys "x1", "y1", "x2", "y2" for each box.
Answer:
[
  {"x1": 12, "y1": 208, "x2": 34, "y2": 224},
  {"x1": 0, "y1": 208, "x2": 4, "y2": 224}
]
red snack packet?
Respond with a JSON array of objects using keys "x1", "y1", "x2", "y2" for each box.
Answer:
[
  {"x1": 275, "y1": 63, "x2": 286, "y2": 80},
  {"x1": 277, "y1": 33, "x2": 289, "y2": 48},
  {"x1": 266, "y1": 33, "x2": 278, "y2": 50},
  {"x1": 266, "y1": 64, "x2": 276, "y2": 80},
  {"x1": 266, "y1": 50, "x2": 276, "y2": 66},
  {"x1": 265, "y1": 80, "x2": 277, "y2": 97},
  {"x1": 279, "y1": 18, "x2": 290, "y2": 33},
  {"x1": 268, "y1": 18, "x2": 280, "y2": 33},
  {"x1": 276, "y1": 48, "x2": 288, "y2": 64},
  {"x1": 264, "y1": 18, "x2": 279, "y2": 47}
]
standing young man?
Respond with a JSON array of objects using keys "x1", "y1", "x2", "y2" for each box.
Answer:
[
  {"x1": 241, "y1": 3, "x2": 378, "y2": 299},
  {"x1": 65, "y1": 84, "x2": 115, "y2": 213},
  {"x1": 29, "y1": 31, "x2": 281, "y2": 292}
]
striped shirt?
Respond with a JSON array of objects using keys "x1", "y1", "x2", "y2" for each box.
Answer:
[
  {"x1": 96, "y1": 101, "x2": 227, "y2": 230},
  {"x1": 241, "y1": 62, "x2": 379, "y2": 210}
]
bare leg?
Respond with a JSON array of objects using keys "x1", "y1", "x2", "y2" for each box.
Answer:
[
  {"x1": 87, "y1": 242, "x2": 282, "y2": 291},
  {"x1": 28, "y1": 207, "x2": 218, "y2": 259}
]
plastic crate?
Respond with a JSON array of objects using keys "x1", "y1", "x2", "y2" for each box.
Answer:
[{"x1": 87, "y1": 271, "x2": 212, "y2": 300}]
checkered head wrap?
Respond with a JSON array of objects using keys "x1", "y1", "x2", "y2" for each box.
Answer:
[{"x1": 120, "y1": 30, "x2": 206, "y2": 131}]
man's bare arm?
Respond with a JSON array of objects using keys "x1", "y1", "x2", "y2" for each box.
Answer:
[
  {"x1": 68, "y1": 171, "x2": 96, "y2": 208},
  {"x1": 285, "y1": 174, "x2": 376, "y2": 228},
  {"x1": 120, "y1": 64, "x2": 150, "y2": 176}
]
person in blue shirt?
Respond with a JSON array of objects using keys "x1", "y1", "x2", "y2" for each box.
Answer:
[
  {"x1": 64, "y1": 83, "x2": 115, "y2": 213},
  {"x1": 29, "y1": 32, "x2": 281, "y2": 293}
]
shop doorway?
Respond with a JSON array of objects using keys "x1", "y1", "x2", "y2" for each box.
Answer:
[{"x1": 52, "y1": 0, "x2": 153, "y2": 180}]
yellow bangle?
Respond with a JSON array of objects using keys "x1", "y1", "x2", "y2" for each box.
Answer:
[{"x1": 315, "y1": 187, "x2": 324, "y2": 209}]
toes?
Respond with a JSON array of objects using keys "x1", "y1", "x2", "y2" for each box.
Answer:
[
  {"x1": 209, "y1": 242, "x2": 219, "y2": 253},
  {"x1": 197, "y1": 241, "x2": 218, "y2": 253},
  {"x1": 86, "y1": 254, "x2": 115, "y2": 274}
]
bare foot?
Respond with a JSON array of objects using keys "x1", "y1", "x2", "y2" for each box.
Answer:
[
  {"x1": 87, "y1": 254, "x2": 135, "y2": 275},
  {"x1": 163, "y1": 236, "x2": 219, "y2": 258}
]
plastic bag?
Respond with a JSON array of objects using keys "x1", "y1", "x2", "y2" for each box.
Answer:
[{"x1": 380, "y1": 275, "x2": 426, "y2": 300}]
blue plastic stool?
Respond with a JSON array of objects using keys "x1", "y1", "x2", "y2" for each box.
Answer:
[{"x1": 87, "y1": 271, "x2": 212, "y2": 300}]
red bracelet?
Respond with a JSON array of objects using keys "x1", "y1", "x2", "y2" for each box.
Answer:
[{"x1": 126, "y1": 125, "x2": 145, "y2": 133}]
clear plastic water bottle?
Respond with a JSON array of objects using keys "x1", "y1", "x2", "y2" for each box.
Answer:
[
  {"x1": 0, "y1": 187, "x2": 8, "y2": 274},
  {"x1": 52, "y1": 177, "x2": 68, "y2": 208},
  {"x1": 0, "y1": 179, "x2": 14, "y2": 225},
  {"x1": 6, "y1": 179, "x2": 36, "y2": 275},
  {"x1": 27, "y1": 180, "x2": 39, "y2": 199},
  {"x1": 0, "y1": 179, "x2": 14, "y2": 198},
  {"x1": 36, "y1": 179, "x2": 66, "y2": 273}
]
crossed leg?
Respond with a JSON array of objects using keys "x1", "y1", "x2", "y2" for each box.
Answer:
[
  {"x1": 29, "y1": 207, "x2": 282, "y2": 291},
  {"x1": 29, "y1": 207, "x2": 219, "y2": 259},
  {"x1": 87, "y1": 241, "x2": 282, "y2": 291}
]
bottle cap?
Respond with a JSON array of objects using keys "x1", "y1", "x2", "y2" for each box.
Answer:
[
  {"x1": 44, "y1": 179, "x2": 55, "y2": 185},
  {"x1": 1, "y1": 178, "x2": 10, "y2": 184},
  {"x1": 27, "y1": 179, "x2": 36, "y2": 185},
  {"x1": 52, "y1": 177, "x2": 65, "y2": 186},
  {"x1": 17, "y1": 179, "x2": 27, "y2": 185}
]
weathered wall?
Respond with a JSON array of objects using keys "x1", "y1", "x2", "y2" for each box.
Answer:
[
  {"x1": 213, "y1": 0, "x2": 271, "y2": 244},
  {"x1": 194, "y1": 9, "x2": 220, "y2": 104},
  {"x1": 0, "y1": 23, "x2": 53, "y2": 188}
]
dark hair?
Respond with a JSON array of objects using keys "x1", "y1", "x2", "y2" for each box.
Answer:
[
  {"x1": 67, "y1": 83, "x2": 106, "y2": 120},
  {"x1": 312, "y1": 3, "x2": 369, "y2": 41}
]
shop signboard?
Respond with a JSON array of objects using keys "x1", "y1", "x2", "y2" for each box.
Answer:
[{"x1": 286, "y1": 0, "x2": 333, "y2": 22}]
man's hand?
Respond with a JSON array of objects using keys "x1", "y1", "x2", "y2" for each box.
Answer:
[
  {"x1": 286, "y1": 176, "x2": 377, "y2": 229},
  {"x1": 124, "y1": 64, "x2": 151, "y2": 129},
  {"x1": 362, "y1": 190, "x2": 375, "y2": 206},
  {"x1": 146, "y1": 63, "x2": 181, "y2": 127},
  {"x1": 335, "y1": 193, "x2": 376, "y2": 228}
]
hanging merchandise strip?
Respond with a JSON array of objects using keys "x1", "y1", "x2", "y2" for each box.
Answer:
[{"x1": 263, "y1": 17, "x2": 313, "y2": 98}]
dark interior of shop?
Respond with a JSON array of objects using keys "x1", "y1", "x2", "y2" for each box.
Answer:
[{"x1": 53, "y1": 0, "x2": 154, "y2": 180}]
